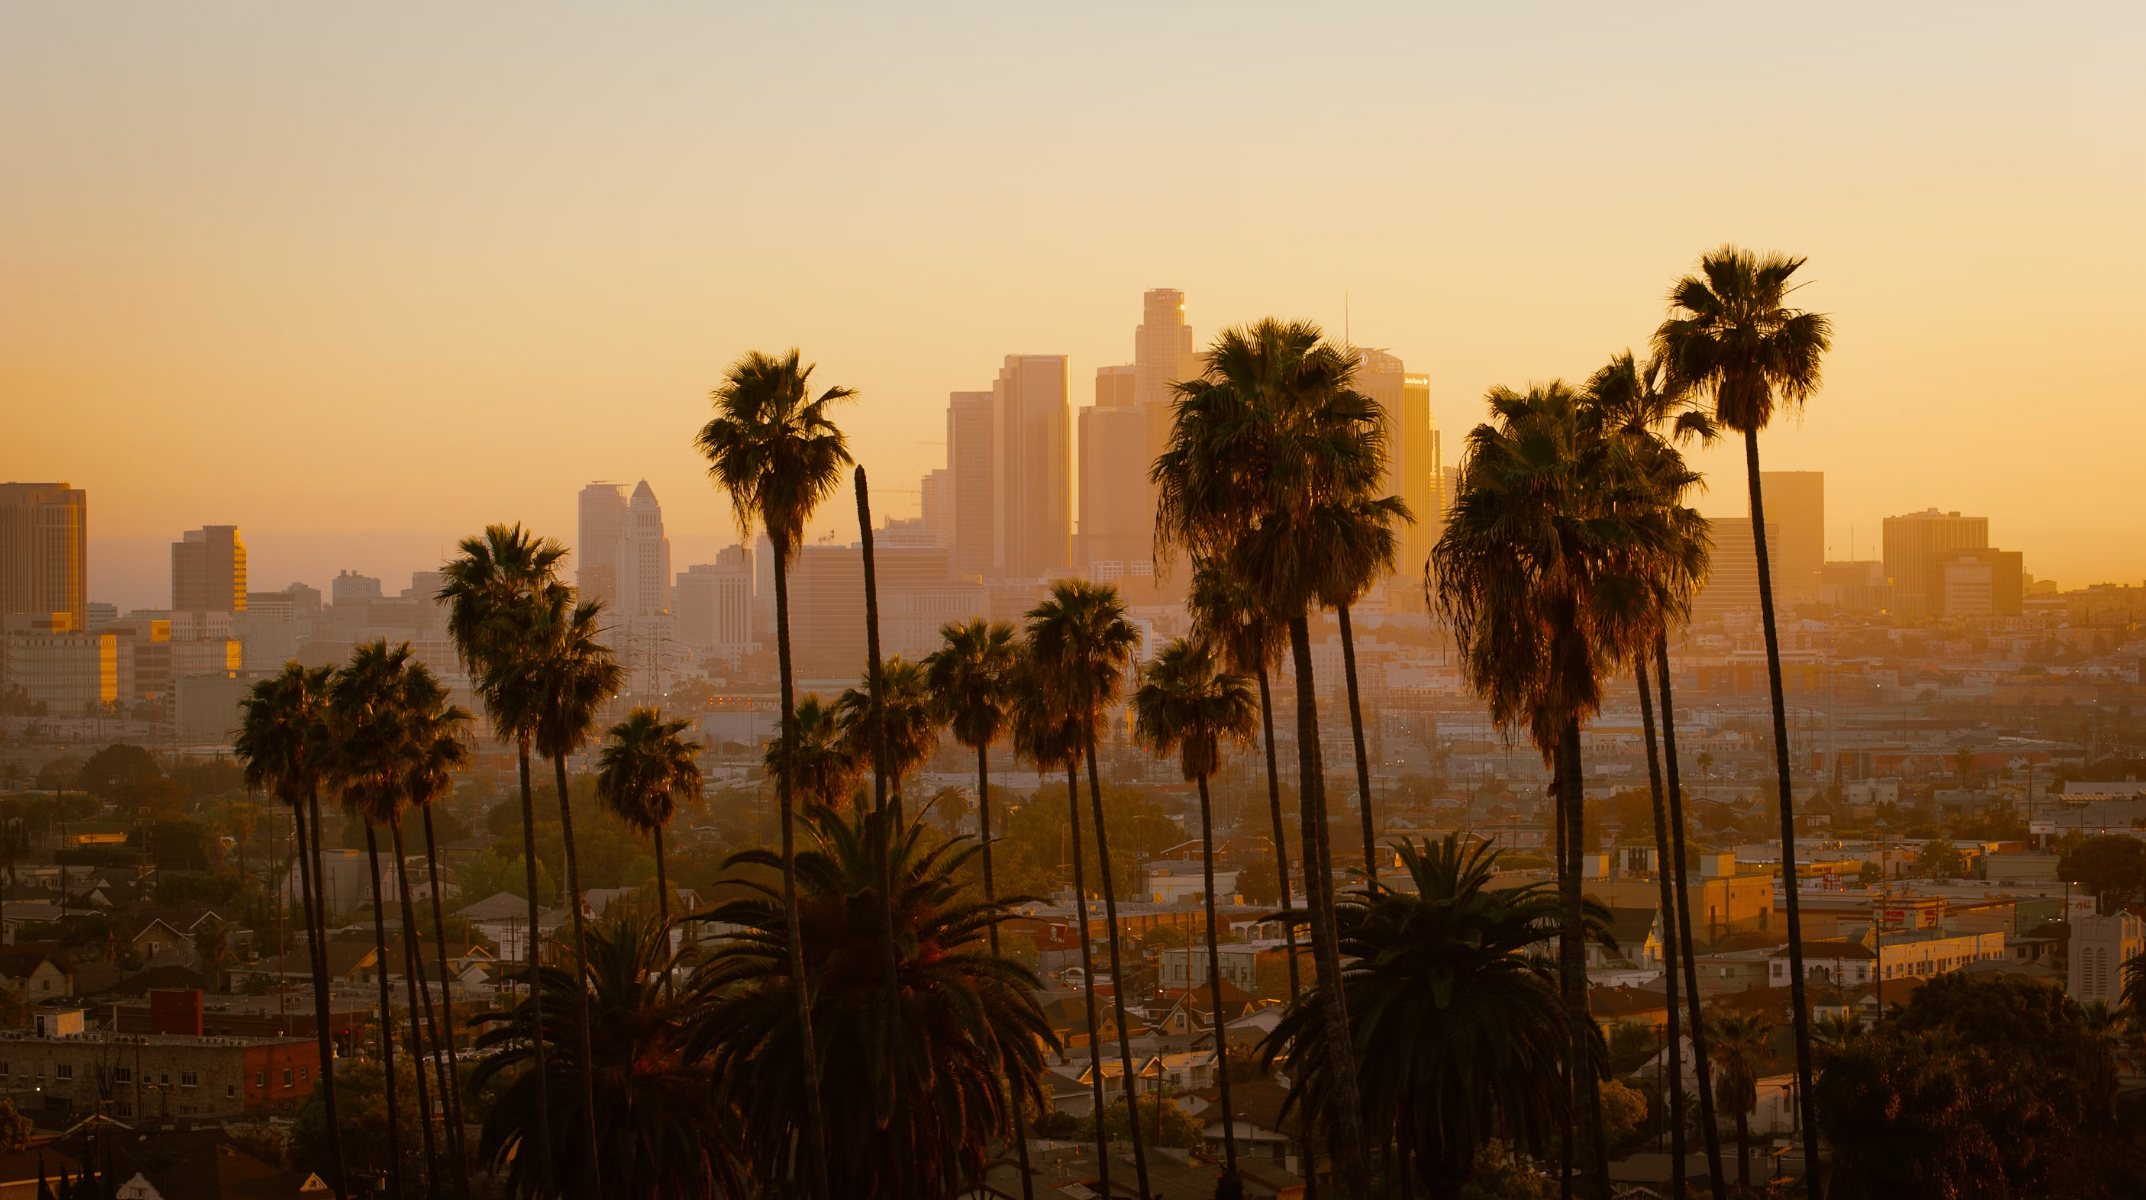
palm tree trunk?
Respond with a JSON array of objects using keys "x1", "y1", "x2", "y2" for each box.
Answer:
[
  {"x1": 419, "y1": 803, "x2": 473, "y2": 1200},
  {"x1": 362, "y1": 823, "x2": 405, "y2": 1200},
  {"x1": 1635, "y1": 664, "x2": 1687, "y2": 1200},
  {"x1": 1064, "y1": 762, "x2": 1113, "y2": 1200},
  {"x1": 389, "y1": 823, "x2": 441, "y2": 1200},
  {"x1": 1657, "y1": 635, "x2": 1727, "y2": 1195},
  {"x1": 1743, "y1": 429, "x2": 1821, "y2": 1199},
  {"x1": 1255, "y1": 666, "x2": 1303, "y2": 1004},
  {"x1": 293, "y1": 795, "x2": 350, "y2": 1200},
  {"x1": 771, "y1": 536, "x2": 833, "y2": 1200},
  {"x1": 511, "y1": 744, "x2": 556, "y2": 1192},
  {"x1": 979, "y1": 744, "x2": 1035, "y2": 1200},
  {"x1": 1085, "y1": 734, "x2": 1152, "y2": 1200},
  {"x1": 1286, "y1": 613, "x2": 1371, "y2": 1197},
  {"x1": 1555, "y1": 720, "x2": 1606, "y2": 1200},
  {"x1": 1735, "y1": 1113, "x2": 1751, "y2": 1194},
  {"x1": 549, "y1": 752, "x2": 601, "y2": 1194},
  {"x1": 1336, "y1": 604, "x2": 1379, "y2": 889},
  {"x1": 1194, "y1": 759, "x2": 1238, "y2": 1174}
]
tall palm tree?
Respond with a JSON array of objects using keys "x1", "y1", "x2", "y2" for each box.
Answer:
[
  {"x1": 1025, "y1": 580, "x2": 1151, "y2": 1199},
  {"x1": 1010, "y1": 665, "x2": 1116, "y2": 1200},
  {"x1": 1655, "y1": 247, "x2": 1834, "y2": 1191},
  {"x1": 438, "y1": 524, "x2": 568, "y2": 1194},
  {"x1": 236, "y1": 664, "x2": 349, "y2": 1200},
  {"x1": 1154, "y1": 319, "x2": 1387, "y2": 1194},
  {"x1": 1186, "y1": 562, "x2": 1305, "y2": 1006},
  {"x1": 400, "y1": 673, "x2": 476, "y2": 1200},
  {"x1": 1264, "y1": 836, "x2": 1589, "y2": 1195},
  {"x1": 596, "y1": 708, "x2": 702, "y2": 930},
  {"x1": 922, "y1": 617, "x2": 1031, "y2": 1198},
  {"x1": 1131, "y1": 637, "x2": 1258, "y2": 1177},
  {"x1": 696, "y1": 347, "x2": 855, "y2": 1200},
  {"x1": 1704, "y1": 1007, "x2": 1774, "y2": 1193},
  {"x1": 1587, "y1": 350, "x2": 1726, "y2": 1197},
  {"x1": 470, "y1": 913, "x2": 744, "y2": 1200},
  {"x1": 835, "y1": 656, "x2": 940, "y2": 817},
  {"x1": 1320, "y1": 494, "x2": 1413, "y2": 889},
  {"x1": 690, "y1": 804, "x2": 1056, "y2": 1197},
  {"x1": 483, "y1": 588, "x2": 622, "y2": 1188},
  {"x1": 1432, "y1": 382, "x2": 1682, "y2": 1199},
  {"x1": 763, "y1": 695, "x2": 860, "y2": 810}
]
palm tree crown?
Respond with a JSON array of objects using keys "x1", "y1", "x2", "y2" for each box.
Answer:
[
  {"x1": 1130, "y1": 638, "x2": 1257, "y2": 783},
  {"x1": 695, "y1": 349, "x2": 855, "y2": 566},
  {"x1": 1651, "y1": 246, "x2": 1833, "y2": 435},
  {"x1": 763, "y1": 695, "x2": 859, "y2": 809},
  {"x1": 924, "y1": 619, "x2": 1020, "y2": 754},
  {"x1": 597, "y1": 708, "x2": 702, "y2": 843}
]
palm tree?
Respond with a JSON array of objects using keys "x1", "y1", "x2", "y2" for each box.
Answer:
[
  {"x1": 236, "y1": 664, "x2": 349, "y2": 1200},
  {"x1": 1025, "y1": 580, "x2": 1152, "y2": 1199},
  {"x1": 689, "y1": 804, "x2": 1056, "y2": 1196},
  {"x1": 1265, "y1": 836, "x2": 1588, "y2": 1195},
  {"x1": 1432, "y1": 382, "x2": 1682, "y2": 1199},
  {"x1": 1704, "y1": 1007, "x2": 1774, "y2": 1193},
  {"x1": 1588, "y1": 350, "x2": 1725, "y2": 1198},
  {"x1": 1655, "y1": 247, "x2": 1834, "y2": 1191},
  {"x1": 1010, "y1": 664, "x2": 1117, "y2": 1199},
  {"x1": 482, "y1": 588, "x2": 622, "y2": 1187},
  {"x1": 763, "y1": 695, "x2": 860, "y2": 810},
  {"x1": 470, "y1": 913, "x2": 744, "y2": 1200},
  {"x1": 696, "y1": 347, "x2": 854, "y2": 1200},
  {"x1": 1131, "y1": 637, "x2": 1258, "y2": 1177},
  {"x1": 400, "y1": 671, "x2": 476, "y2": 1200},
  {"x1": 922, "y1": 617, "x2": 1030, "y2": 1197},
  {"x1": 1320, "y1": 494, "x2": 1413, "y2": 889},
  {"x1": 835, "y1": 656, "x2": 940, "y2": 816},
  {"x1": 596, "y1": 708, "x2": 702, "y2": 931},
  {"x1": 438, "y1": 524, "x2": 569, "y2": 1194},
  {"x1": 1154, "y1": 319, "x2": 1387, "y2": 1194},
  {"x1": 1186, "y1": 561, "x2": 1306, "y2": 1006}
]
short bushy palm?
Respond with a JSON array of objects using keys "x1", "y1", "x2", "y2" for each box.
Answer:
[
  {"x1": 762, "y1": 694, "x2": 858, "y2": 809},
  {"x1": 687, "y1": 805, "x2": 1054, "y2": 1197},
  {"x1": 835, "y1": 655, "x2": 940, "y2": 814},
  {"x1": 1705, "y1": 1007, "x2": 1774, "y2": 1193},
  {"x1": 469, "y1": 914, "x2": 742, "y2": 1200},
  {"x1": 596, "y1": 708, "x2": 702, "y2": 926}
]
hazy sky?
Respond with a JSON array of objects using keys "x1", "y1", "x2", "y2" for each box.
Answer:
[{"x1": 5, "y1": 3, "x2": 2142, "y2": 610}]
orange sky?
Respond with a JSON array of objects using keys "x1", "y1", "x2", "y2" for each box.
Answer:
[{"x1": 4, "y1": 4, "x2": 2142, "y2": 609}]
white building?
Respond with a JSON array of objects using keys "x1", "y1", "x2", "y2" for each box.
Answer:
[
  {"x1": 2069, "y1": 912, "x2": 2144, "y2": 1005},
  {"x1": 675, "y1": 545, "x2": 755, "y2": 656},
  {"x1": 1156, "y1": 944, "x2": 1259, "y2": 994}
]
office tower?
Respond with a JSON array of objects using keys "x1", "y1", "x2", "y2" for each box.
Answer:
[
  {"x1": 1933, "y1": 547, "x2": 2024, "y2": 618},
  {"x1": 1080, "y1": 364, "x2": 1157, "y2": 581},
  {"x1": 676, "y1": 544, "x2": 755, "y2": 656},
  {"x1": 993, "y1": 355, "x2": 1072, "y2": 579},
  {"x1": 1133, "y1": 288, "x2": 1198, "y2": 407},
  {"x1": 613, "y1": 481, "x2": 672, "y2": 620},
  {"x1": 331, "y1": 570, "x2": 382, "y2": 605},
  {"x1": 0, "y1": 482, "x2": 88, "y2": 628},
  {"x1": 577, "y1": 482, "x2": 629, "y2": 606},
  {"x1": 920, "y1": 469, "x2": 953, "y2": 548},
  {"x1": 1758, "y1": 471, "x2": 1824, "y2": 604},
  {"x1": 1690, "y1": 518, "x2": 1781, "y2": 623},
  {"x1": 1882, "y1": 509, "x2": 1989, "y2": 618},
  {"x1": 785, "y1": 543, "x2": 986, "y2": 679},
  {"x1": 171, "y1": 526, "x2": 247, "y2": 613},
  {"x1": 946, "y1": 391, "x2": 994, "y2": 580},
  {"x1": 1351, "y1": 350, "x2": 1441, "y2": 608}
]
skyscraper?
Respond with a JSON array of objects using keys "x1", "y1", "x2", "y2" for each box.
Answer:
[
  {"x1": 613, "y1": 481, "x2": 672, "y2": 619},
  {"x1": 1352, "y1": 350, "x2": 1441, "y2": 608},
  {"x1": 946, "y1": 391, "x2": 994, "y2": 581},
  {"x1": 1882, "y1": 509, "x2": 1989, "y2": 618},
  {"x1": 172, "y1": 526, "x2": 247, "y2": 613},
  {"x1": 1080, "y1": 363, "x2": 1154, "y2": 580},
  {"x1": 991, "y1": 356, "x2": 1071, "y2": 579},
  {"x1": 577, "y1": 482, "x2": 629, "y2": 606},
  {"x1": 920, "y1": 468, "x2": 953, "y2": 548},
  {"x1": 1133, "y1": 288, "x2": 1197, "y2": 408},
  {"x1": 0, "y1": 482, "x2": 87, "y2": 628},
  {"x1": 676, "y1": 544, "x2": 754, "y2": 656},
  {"x1": 1691, "y1": 518, "x2": 1781, "y2": 623},
  {"x1": 1758, "y1": 471, "x2": 1824, "y2": 604}
]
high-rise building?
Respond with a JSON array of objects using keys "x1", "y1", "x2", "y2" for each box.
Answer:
[
  {"x1": 1691, "y1": 518, "x2": 1781, "y2": 623},
  {"x1": 991, "y1": 356, "x2": 1071, "y2": 579},
  {"x1": 1080, "y1": 363, "x2": 1157, "y2": 581},
  {"x1": 577, "y1": 482, "x2": 629, "y2": 606},
  {"x1": 1934, "y1": 547, "x2": 2024, "y2": 618},
  {"x1": 1133, "y1": 288, "x2": 1197, "y2": 408},
  {"x1": 171, "y1": 527, "x2": 246, "y2": 613},
  {"x1": 920, "y1": 468, "x2": 953, "y2": 549},
  {"x1": 1757, "y1": 472, "x2": 1824, "y2": 604},
  {"x1": 1882, "y1": 509, "x2": 1989, "y2": 618},
  {"x1": 786, "y1": 543, "x2": 987, "y2": 679},
  {"x1": 1352, "y1": 350, "x2": 1441, "y2": 608},
  {"x1": 613, "y1": 481, "x2": 672, "y2": 620},
  {"x1": 676, "y1": 544, "x2": 755, "y2": 656},
  {"x1": 0, "y1": 482, "x2": 88, "y2": 628},
  {"x1": 946, "y1": 392, "x2": 994, "y2": 581}
]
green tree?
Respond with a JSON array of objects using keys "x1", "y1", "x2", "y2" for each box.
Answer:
[
  {"x1": 1704, "y1": 1006, "x2": 1773, "y2": 1193},
  {"x1": 1919, "y1": 837, "x2": 1966, "y2": 880},
  {"x1": 695, "y1": 347, "x2": 854, "y2": 1200},
  {"x1": 469, "y1": 914, "x2": 741, "y2": 1200},
  {"x1": 1081, "y1": 1095, "x2": 1206, "y2": 1150},
  {"x1": 1153, "y1": 319, "x2": 1384, "y2": 1195},
  {"x1": 459, "y1": 851, "x2": 555, "y2": 905},
  {"x1": 290, "y1": 1062, "x2": 428, "y2": 1192},
  {"x1": 1262, "y1": 835, "x2": 1586, "y2": 1195},
  {"x1": 688, "y1": 805, "x2": 1055, "y2": 1197},
  {"x1": 439, "y1": 522, "x2": 571, "y2": 1194},
  {"x1": 596, "y1": 708, "x2": 702, "y2": 929},
  {"x1": 1655, "y1": 246, "x2": 1835, "y2": 1191},
  {"x1": 1025, "y1": 580, "x2": 1152, "y2": 1198},
  {"x1": 1132, "y1": 636, "x2": 1258, "y2": 1176},
  {"x1": 2058, "y1": 834, "x2": 2146, "y2": 913},
  {"x1": 78, "y1": 743, "x2": 160, "y2": 803},
  {"x1": 236, "y1": 663, "x2": 348, "y2": 1199}
]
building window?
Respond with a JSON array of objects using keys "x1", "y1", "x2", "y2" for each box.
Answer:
[
  {"x1": 181, "y1": 1071, "x2": 198, "y2": 1088},
  {"x1": 159, "y1": 1072, "x2": 170, "y2": 1085},
  {"x1": 283, "y1": 1068, "x2": 294, "y2": 1087},
  {"x1": 115, "y1": 1067, "x2": 132, "y2": 1083},
  {"x1": 299, "y1": 1067, "x2": 309, "y2": 1082},
  {"x1": 257, "y1": 1071, "x2": 266, "y2": 1086},
  {"x1": 117, "y1": 1099, "x2": 133, "y2": 1118},
  {"x1": 227, "y1": 1085, "x2": 237, "y2": 1099},
  {"x1": 55, "y1": 1064, "x2": 72, "y2": 1081}
]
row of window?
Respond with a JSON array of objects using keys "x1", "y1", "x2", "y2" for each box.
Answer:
[{"x1": 1, "y1": 1063, "x2": 199, "y2": 1087}]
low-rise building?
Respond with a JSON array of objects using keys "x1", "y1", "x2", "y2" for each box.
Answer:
[
  {"x1": 0, "y1": 1025, "x2": 320, "y2": 1123},
  {"x1": 2069, "y1": 912, "x2": 2145, "y2": 1005},
  {"x1": 1155, "y1": 945, "x2": 1259, "y2": 994}
]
